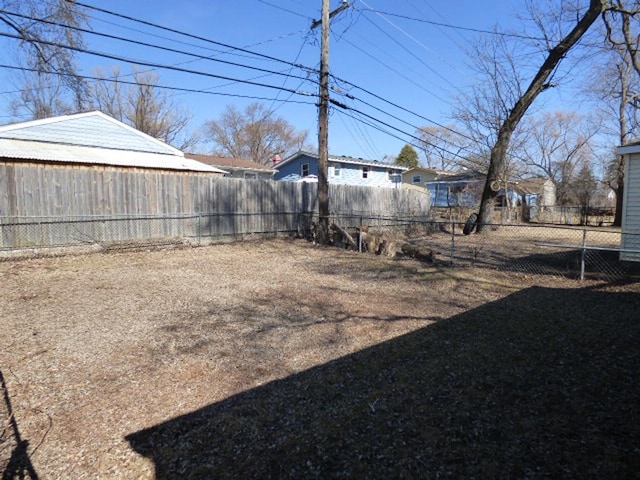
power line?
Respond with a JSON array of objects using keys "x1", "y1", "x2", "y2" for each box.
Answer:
[
  {"x1": 90, "y1": 12, "x2": 309, "y2": 62},
  {"x1": 0, "y1": 14, "x2": 465, "y2": 149},
  {"x1": 331, "y1": 98, "x2": 468, "y2": 161},
  {"x1": 331, "y1": 73, "x2": 476, "y2": 143},
  {"x1": 334, "y1": 108, "x2": 425, "y2": 154},
  {"x1": 404, "y1": 0, "x2": 468, "y2": 49},
  {"x1": 357, "y1": 7, "x2": 547, "y2": 41},
  {"x1": 64, "y1": 1, "x2": 472, "y2": 145},
  {"x1": 0, "y1": 2, "x2": 480, "y2": 159},
  {"x1": 257, "y1": 0, "x2": 313, "y2": 20},
  {"x1": 358, "y1": 0, "x2": 465, "y2": 78},
  {"x1": 0, "y1": 64, "x2": 317, "y2": 105},
  {"x1": 0, "y1": 31, "x2": 317, "y2": 98},
  {"x1": 340, "y1": 91, "x2": 476, "y2": 154},
  {"x1": 0, "y1": 64, "x2": 315, "y2": 105},
  {"x1": 73, "y1": 1, "x2": 318, "y2": 73},
  {"x1": 336, "y1": 112, "x2": 379, "y2": 159},
  {"x1": 336, "y1": 108, "x2": 382, "y2": 159},
  {"x1": 0, "y1": 9, "x2": 318, "y2": 85},
  {"x1": 265, "y1": 32, "x2": 314, "y2": 116},
  {"x1": 358, "y1": 12, "x2": 451, "y2": 89},
  {"x1": 339, "y1": 33, "x2": 447, "y2": 103}
]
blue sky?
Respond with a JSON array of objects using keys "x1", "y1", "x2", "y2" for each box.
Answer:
[{"x1": 0, "y1": 1, "x2": 578, "y2": 160}]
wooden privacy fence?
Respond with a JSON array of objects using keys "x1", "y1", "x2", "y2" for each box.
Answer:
[{"x1": 0, "y1": 165, "x2": 430, "y2": 249}]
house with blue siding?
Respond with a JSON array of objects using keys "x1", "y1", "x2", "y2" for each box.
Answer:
[
  {"x1": 274, "y1": 151, "x2": 406, "y2": 188},
  {"x1": 424, "y1": 171, "x2": 552, "y2": 211},
  {"x1": 425, "y1": 171, "x2": 486, "y2": 207}
]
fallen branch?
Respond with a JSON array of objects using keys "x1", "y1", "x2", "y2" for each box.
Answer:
[{"x1": 330, "y1": 223, "x2": 357, "y2": 249}]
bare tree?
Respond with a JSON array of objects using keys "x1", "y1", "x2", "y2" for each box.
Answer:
[
  {"x1": 586, "y1": 53, "x2": 635, "y2": 226},
  {"x1": 571, "y1": 162, "x2": 598, "y2": 224},
  {"x1": 2, "y1": 0, "x2": 89, "y2": 118},
  {"x1": 203, "y1": 102, "x2": 309, "y2": 164},
  {"x1": 599, "y1": 0, "x2": 640, "y2": 225},
  {"x1": 417, "y1": 126, "x2": 470, "y2": 171},
  {"x1": 91, "y1": 68, "x2": 199, "y2": 150},
  {"x1": 452, "y1": 32, "x2": 532, "y2": 185},
  {"x1": 472, "y1": 0, "x2": 606, "y2": 232},
  {"x1": 519, "y1": 111, "x2": 600, "y2": 204},
  {"x1": 10, "y1": 69, "x2": 70, "y2": 119}
]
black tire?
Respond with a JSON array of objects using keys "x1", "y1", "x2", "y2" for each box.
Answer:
[{"x1": 463, "y1": 213, "x2": 478, "y2": 235}]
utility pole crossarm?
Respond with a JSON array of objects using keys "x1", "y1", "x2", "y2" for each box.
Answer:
[{"x1": 310, "y1": 2, "x2": 350, "y2": 30}]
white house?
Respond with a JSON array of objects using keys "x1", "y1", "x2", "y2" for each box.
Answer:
[{"x1": 616, "y1": 142, "x2": 640, "y2": 262}]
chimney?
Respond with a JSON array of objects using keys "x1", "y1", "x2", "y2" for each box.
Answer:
[{"x1": 272, "y1": 154, "x2": 282, "y2": 166}]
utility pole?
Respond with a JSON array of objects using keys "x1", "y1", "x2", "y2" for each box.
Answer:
[
  {"x1": 316, "y1": 0, "x2": 331, "y2": 244},
  {"x1": 313, "y1": 0, "x2": 349, "y2": 244}
]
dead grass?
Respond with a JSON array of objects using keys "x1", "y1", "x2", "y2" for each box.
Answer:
[{"x1": 1, "y1": 238, "x2": 638, "y2": 479}]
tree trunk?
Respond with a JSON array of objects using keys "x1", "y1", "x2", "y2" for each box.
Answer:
[
  {"x1": 476, "y1": 0, "x2": 606, "y2": 232},
  {"x1": 613, "y1": 182, "x2": 624, "y2": 227}
]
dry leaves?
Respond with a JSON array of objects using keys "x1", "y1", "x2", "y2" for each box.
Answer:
[{"x1": 1, "y1": 238, "x2": 638, "y2": 479}]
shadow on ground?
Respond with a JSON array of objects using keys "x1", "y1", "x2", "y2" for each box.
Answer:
[
  {"x1": 1, "y1": 371, "x2": 39, "y2": 480},
  {"x1": 127, "y1": 285, "x2": 640, "y2": 479}
]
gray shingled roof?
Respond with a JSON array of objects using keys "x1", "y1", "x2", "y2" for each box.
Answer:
[
  {"x1": 277, "y1": 150, "x2": 408, "y2": 170},
  {"x1": 0, "y1": 111, "x2": 181, "y2": 155},
  {"x1": 0, "y1": 111, "x2": 227, "y2": 173}
]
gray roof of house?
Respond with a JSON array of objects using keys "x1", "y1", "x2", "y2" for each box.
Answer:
[
  {"x1": 0, "y1": 111, "x2": 179, "y2": 155},
  {"x1": 277, "y1": 150, "x2": 408, "y2": 170},
  {"x1": 0, "y1": 111, "x2": 226, "y2": 173}
]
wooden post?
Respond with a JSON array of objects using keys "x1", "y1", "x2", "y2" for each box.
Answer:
[
  {"x1": 316, "y1": 0, "x2": 331, "y2": 244},
  {"x1": 313, "y1": 1, "x2": 350, "y2": 244}
]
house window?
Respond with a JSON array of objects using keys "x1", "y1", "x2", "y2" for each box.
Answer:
[
  {"x1": 387, "y1": 169, "x2": 395, "y2": 181},
  {"x1": 333, "y1": 162, "x2": 342, "y2": 177},
  {"x1": 362, "y1": 166, "x2": 369, "y2": 179},
  {"x1": 244, "y1": 172, "x2": 257, "y2": 179},
  {"x1": 412, "y1": 175, "x2": 422, "y2": 184},
  {"x1": 301, "y1": 163, "x2": 309, "y2": 177}
]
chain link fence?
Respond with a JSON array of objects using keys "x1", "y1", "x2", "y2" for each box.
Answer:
[
  {"x1": 1, "y1": 212, "x2": 639, "y2": 281},
  {"x1": 0, "y1": 212, "x2": 309, "y2": 257},
  {"x1": 331, "y1": 214, "x2": 640, "y2": 281}
]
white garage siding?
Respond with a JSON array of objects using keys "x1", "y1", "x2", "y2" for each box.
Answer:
[{"x1": 620, "y1": 152, "x2": 640, "y2": 262}]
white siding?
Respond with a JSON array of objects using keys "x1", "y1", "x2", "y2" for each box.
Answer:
[{"x1": 621, "y1": 153, "x2": 640, "y2": 261}]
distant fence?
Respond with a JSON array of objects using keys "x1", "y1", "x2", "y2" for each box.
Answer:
[
  {"x1": 528, "y1": 206, "x2": 616, "y2": 226},
  {"x1": 399, "y1": 222, "x2": 639, "y2": 281}
]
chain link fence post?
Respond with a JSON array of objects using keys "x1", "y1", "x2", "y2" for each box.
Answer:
[
  {"x1": 580, "y1": 228, "x2": 587, "y2": 281},
  {"x1": 450, "y1": 214, "x2": 455, "y2": 266}
]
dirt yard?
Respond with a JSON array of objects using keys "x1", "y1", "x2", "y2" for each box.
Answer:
[{"x1": 1, "y1": 238, "x2": 639, "y2": 479}]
